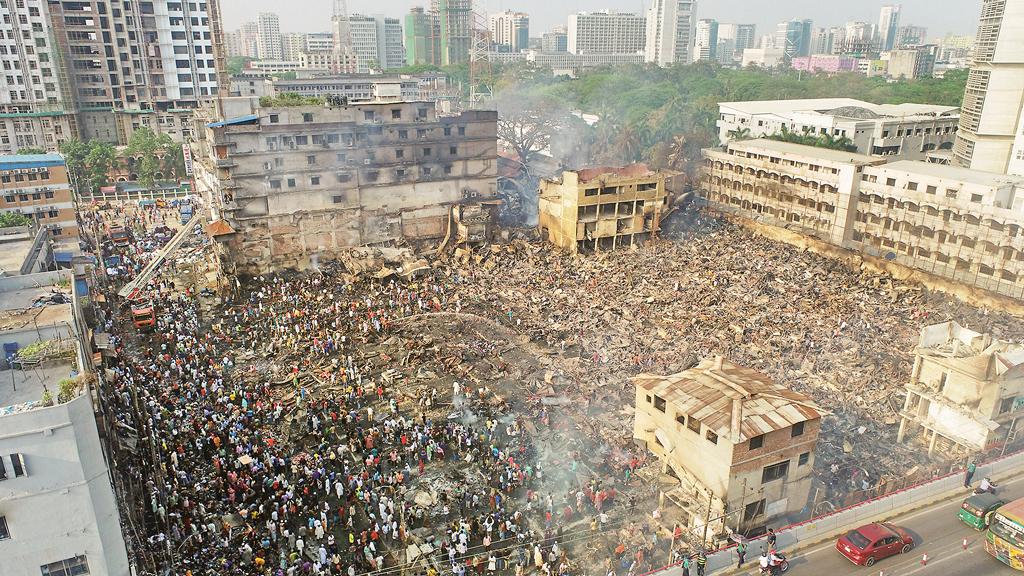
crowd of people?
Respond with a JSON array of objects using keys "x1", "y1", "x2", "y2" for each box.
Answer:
[{"x1": 92, "y1": 209, "x2": 679, "y2": 576}]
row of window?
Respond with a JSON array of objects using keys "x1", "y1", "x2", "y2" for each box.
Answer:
[
  {"x1": 3, "y1": 190, "x2": 55, "y2": 201},
  {"x1": 0, "y1": 170, "x2": 50, "y2": 183},
  {"x1": 268, "y1": 165, "x2": 456, "y2": 190}
]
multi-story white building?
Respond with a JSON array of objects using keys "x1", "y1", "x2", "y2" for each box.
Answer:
[
  {"x1": 700, "y1": 139, "x2": 1024, "y2": 301},
  {"x1": 347, "y1": 15, "x2": 405, "y2": 73},
  {"x1": 0, "y1": 265, "x2": 131, "y2": 576},
  {"x1": 568, "y1": 10, "x2": 646, "y2": 55},
  {"x1": 489, "y1": 11, "x2": 530, "y2": 52},
  {"x1": 694, "y1": 19, "x2": 718, "y2": 62},
  {"x1": 257, "y1": 12, "x2": 283, "y2": 60},
  {"x1": 717, "y1": 98, "x2": 960, "y2": 161},
  {"x1": 307, "y1": 32, "x2": 335, "y2": 52},
  {"x1": 282, "y1": 33, "x2": 308, "y2": 62},
  {"x1": 643, "y1": 0, "x2": 696, "y2": 66},
  {"x1": 953, "y1": 0, "x2": 1024, "y2": 176},
  {"x1": 878, "y1": 5, "x2": 901, "y2": 52},
  {"x1": 0, "y1": 0, "x2": 77, "y2": 154},
  {"x1": 148, "y1": 0, "x2": 220, "y2": 102},
  {"x1": 716, "y1": 23, "x2": 755, "y2": 64}
]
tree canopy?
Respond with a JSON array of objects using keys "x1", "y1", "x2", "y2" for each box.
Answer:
[{"x1": 259, "y1": 93, "x2": 325, "y2": 107}]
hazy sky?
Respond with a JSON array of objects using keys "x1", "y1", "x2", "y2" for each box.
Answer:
[{"x1": 222, "y1": 0, "x2": 982, "y2": 38}]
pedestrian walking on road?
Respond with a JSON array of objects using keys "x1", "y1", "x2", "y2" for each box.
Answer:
[
  {"x1": 767, "y1": 528, "x2": 776, "y2": 550},
  {"x1": 736, "y1": 541, "x2": 747, "y2": 567},
  {"x1": 965, "y1": 461, "x2": 977, "y2": 488},
  {"x1": 695, "y1": 551, "x2": 707, "y2": 576}
]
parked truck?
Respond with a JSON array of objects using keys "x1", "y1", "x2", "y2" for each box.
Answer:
[{"x1": 179, "y1": 202, "x2": 194, "y2": 226}]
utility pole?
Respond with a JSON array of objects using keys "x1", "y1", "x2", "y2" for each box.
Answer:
[{"x1": 701, "y1": 489, "x2": 714, "y2": 549}]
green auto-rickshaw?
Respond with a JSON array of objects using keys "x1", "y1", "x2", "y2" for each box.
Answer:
[{"x1": 958, "y1": 492, "x2": 1005, "y2": 530}]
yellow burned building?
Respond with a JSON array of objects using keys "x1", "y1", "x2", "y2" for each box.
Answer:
[{"x1": 538, "y1": 164, "x2": 668, "y2": 253}]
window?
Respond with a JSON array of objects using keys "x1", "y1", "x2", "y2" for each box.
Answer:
[
  {"x1": 798, "y1": 452, "x2": 810, "y2": 466},
  {"x1": 1000, "y1": 396, "x2": 1016, "y2": 415},
  {"x1": 675, "y1": 414, "x2": 685, "y2": 427},
  {"x1": 364, "y1": 111, "x2": 375, "y2": 121},
  {"x1": 307, "y1": 155, "x2": 316, "y2": 165},
  {"x1": 444, "y1": 127, "x2": 452, "y2": 136},
  {"x1": 396, "y1": 149, "x2": 404, "y2": 159},
  {"x1": 269, "y1": 114, "x2": 279, "y2": 124},
  {"x1": 450, "y1": 146, "x2": 457, "y2": 155},
  {"x1": 886, "y1": 178, "x2": 896, "y2": 186},
  {"x1": 392, "y1": 109, "x2": 401, "y2": 119},
  {"x1": 40, "y1": 555, "x2": 89, "y2": 576},
  {"x1": 332, "y1": 195, "x2": 345, "y2": 204},
  {"x1": 749, "y1": 434, "x2": 764, "y2": 450},
  {"x1": 705, "y1": 429, "x2": 718, "y2": 444},
  {"x1": 295, "y1": 136, "x2": 308, "y2": 145},
  {"x1": 422, "y1": 167, "x2": 431, "y2": 176},
  {"x1": 398, "y1": 130, "x2": 408, "y2": 139},
  {"x1": 302, "y1": 113, "x2": 313, "y2": 123},
  {"x1": 762, "y1": 460, "x2": 789, "y2": 483},
  {"x1": 0, "y1": 515, "x2": 7, "y2": 539},
  {"x1": 907, "y1": 182, "x2": 918, "y2": 191},
  {"x1": 937, "y1": 372, "x2": 947, "y2": 393},
  {"x1": 287, "y1": 178, "x2": 296, "y2": 188},
  {"x1": 423, "y1": 147, "x2": 431, "y2": 157},
  {"x1": 458, "y1": 126, "x2": 466, "y2": 136},
  {"x1": 971, "y1": 194, "x2": 983, "y2": 203},
  {"x1": 269, "y1": 180, "x2": 281, "y2": 190},
  {"x1": 646, "y1": 395, "x2": 652, "y2": 404},
  {"x1": 926, "y1": 185, "x2": 936, "y2": 195},
  {"x1": 687, "y1": 416, "x2": 701, "y2": 433},
  {"x1": 653, "y1": 395, "x2": 666, "y2": 412},
  {"x1": 0, "y1": 454, "x2": 5, "y2": 478},
  {"x1": 743, "y1": 499, "x2": 765, "y2": 522},
  {"x1": 945, "y1": 189, "x2": 958, "y2": 199},
  {"x1": 44, "y1": 191, "x2": 53, "y2": 199},
  {"x1": 444, "y1": 165, "x2": 453, "y2": 175},
  {"x1": 396, "y1": 169, "x2": 406, "y2": 178},
  {"x1": 4, "y1": 195, "x2": 12, "y2": 203},
  {"x1": 310, "y1": 176, "x2": 320, "y2": 186},
  {"x1": 791, "y1": 421, "x2": 805, "y2": 437}
]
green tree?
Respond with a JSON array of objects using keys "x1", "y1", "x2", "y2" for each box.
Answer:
[
  {"x1": 84, "y1": 142, "x2": 116, "y2": 192},
  {"x1": 59, "y1": 139, "x2": 90, "y2": 192},
  {"x1": 0, "y1": 212, "x2": 32, "y2": 227},
  {"x1": 227, "y1": 56, "x2": 254, "y2": 75},
  {"x1": 127, "y1": 128, "x2": 179, "y2": 189}
]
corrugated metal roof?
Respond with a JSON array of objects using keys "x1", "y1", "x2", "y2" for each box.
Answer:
[
  {"x1": 633, "y1": 357, "x2": 823, "y2": 442},
  {"x1": 206, "y1": 113, "x2": 259, "y2": 128},
  {"x1": 0, "y1": 153, "x2": 65, "y2": 169}
]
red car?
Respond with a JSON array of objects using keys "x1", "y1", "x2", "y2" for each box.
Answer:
[{"x1": 836, "y1": 522, "x2": 914, "y2": 567}]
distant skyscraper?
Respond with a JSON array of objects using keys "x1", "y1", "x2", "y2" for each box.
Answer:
[
  {"x1": 809, "y1": 27, "x2": 834, "y2": 55},
  {"x1": 775, "y1": 19, "x2": 812, "y2": 60},
  {"x1": 569, "y1": 10, "x2": 647, "y2": 56},
  {"x1": 241, "y1": 22, "x2": 261, "y2": 58},
  {"x1": 694, "y1": 19, "x2": 719, "y2": 63},
  {"x1": 282, "y1": 33, "x2": 308, "y2": 62},
  {"x1": 347, "y1": 15, "x2": 405, "y2": 72},
  {"x1": 954, "y1": 0, "x2": 1024, "y2": 175},
  {"x1": 878, "y1": 5, "x2": 901, "y2": 51},
  {"x1": 714, "y1": 24, "x2": 755, "y2": 65},
  {"x1": 490, "y1": 11, "x2": 530, "y2": 52},
  {"x1": 405, "y1": 7, "x2": 440, "y2": 66},
  {"x1": 542, "y1": 27, "x2": 569, "y2": 52},
  {"x1": 643, "y1": 0, "x2": 697, "y2": 66},
  {"x1": 895, "y1": 25, "x2": 928, "y2": 48},
  {"x1": 257, "y1": 13, "x2": 283, "y2": 60},
  {"x1": 436, "y1": 0, "x2": 472, "y2": 65}
]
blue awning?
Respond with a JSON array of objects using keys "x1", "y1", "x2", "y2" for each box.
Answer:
[
  {"x1": 206, "y1": 113, "x2": 259, "y2": 128},
  {"x1": 54, "y1": 251, "x2": 73, "y2": 263},
  {"x1": 75, "y1": 278, "x2": 89, "y2": 296}
]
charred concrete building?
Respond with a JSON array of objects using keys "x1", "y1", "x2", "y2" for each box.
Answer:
[
  {"x1": 632, "y1": 356, "x2": 823, "y2": 535},
  {"x1": 538, "y1": 165, "x2": 668, "y2": 254},
  {"x1": 898, "y1": 321, "x2": 1024, "y2": 454},
  {"x1": 701, "y1": 139, "x2": 1024, "y2": 301},
  {"x1": 192, "y1": 97, "x2": 498, "y2": 274}
]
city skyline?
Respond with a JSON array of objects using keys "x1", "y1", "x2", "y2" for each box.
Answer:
[{"x1": 222, "y1": 0, "x2": 982, "y2": 38}]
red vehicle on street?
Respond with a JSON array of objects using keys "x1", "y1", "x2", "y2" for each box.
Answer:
[{"x1": 836, "y1": 522, "x2": 914, "y2": 567}]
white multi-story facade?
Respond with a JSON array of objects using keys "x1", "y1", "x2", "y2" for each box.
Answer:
[
  {"x1": 693, "y1": 18, "x2": 718, "y2": 62},
  {"x1": 347, "y1": 15, "x2": 404, "y2": 73},
  {"x1": 953, "y1": 0, "x2": 1024, "y2": 176},
  {"x1": 257, "y1": 12, "x2": 283, "y2": 60},
  {"x1": 150, "y1": 0, "x2": 219, "y2": 102},
  {"x1": 878, "y1": 5, "x2": 901, "y2": 51},
  {"x1": 0, "y1": 0, "x2": 77, "y2": 153},
  {"x1": 282, "y1": 33, "x2": 308, "y2": 62},
  {"x1": 568, "y1": 10, "x2": 646, "y2": 55},
  {"x1": 643, "y1": 0, "x2": 695, "y2": 66},
  {"x1": 306, "y1": 32, "x2": 334, "y2": 52},
  {"x1": 240, "y1": 21, "x2": 260, "y2": 58},
  {"x1": 489, "y1": 11, "x2": 530, "y2": 52},
  {"x1": 717, "y1": 98, "x2": 960, "y2": 161}
]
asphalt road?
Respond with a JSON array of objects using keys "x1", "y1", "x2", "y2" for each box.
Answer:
[{"x1": 737, "y1": 476, "x2": 1024, "y2": 576}]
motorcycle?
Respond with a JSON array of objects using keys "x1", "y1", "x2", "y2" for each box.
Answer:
[
  {"x1": 974, "y1": 480, "x2": 998, "y2": 495},
  {"x1": 759, "y1": 553, "x2": 790, "y2": 575}
]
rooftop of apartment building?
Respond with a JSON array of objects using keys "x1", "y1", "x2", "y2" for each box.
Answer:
[
  {"x1": 0, "y1": 229, "x2": 37, "y2": 276},
  {"x1": 0, "y1": 154, "x2": 65, "y2": 170},
  {"x1": 720, "y1": 98, "x2": 959, "y2": 120},
  {"x1": 876, "y1": 160, "x2": 1024, "y2": 188},
  {"x1": 724, "y1": 138, "x2": 881, "y2": 165},
  {"x1": 632, "y1": 356, "x2": 823, "y2": 442},
  {"x1": 542, "y1": 163, "x2": 659, "y2": 186},
  {"x1": 917, "y1": 321, "x2": 1024, "y2": 372},
  {"x1": 0, "y1": 273, "x2": 76, "y2": 416}
]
